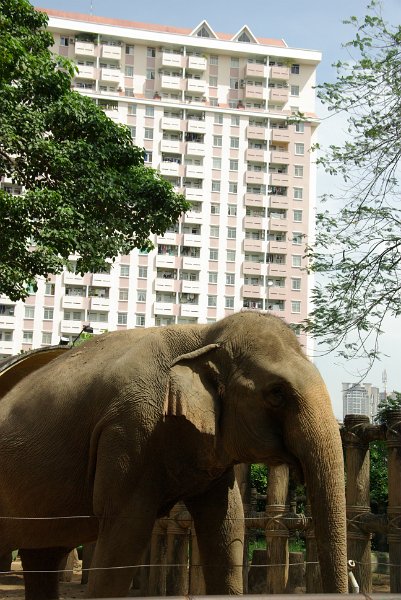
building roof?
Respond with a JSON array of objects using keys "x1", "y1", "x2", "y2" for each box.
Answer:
[{"x1": 38, "y1": 8, "x2": 287, "y2": 48}]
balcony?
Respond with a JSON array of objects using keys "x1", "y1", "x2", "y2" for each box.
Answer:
[
  {"x1": 63, "y1": 272, "x2": 84, "y2": 285},
  {"x1": 76, "y1": 65, "x2": 95, "y2": 79},
  {"x1": 244, "y1": 193, "x2": 265, "y2": 207},
  {"x1": 160, "y1": 75, "x2": 183, "y2": 91},
  {"x1": 0, "y1": 340, "x2": 13, "y2": 352},
  {"x1": 243, "y1": 216, "x2": 266, "y2": 229},
  {"x1": 270, "y1": 150, "x2": 290, "y2": 164},
  {"x1": 0, "y1": 315, "x2": 15, "y2": 327},
  {"x1": 242, "y1": 284, "x2": 263, "y2": 297},
  {"x1": 154, "y1": 302, "x2": 176, "y2": 316},
  {"x1": 161, "y1": 117, "x2": 182, "y2": 131},
  {"x1": 185, "y1": 164, "x2": 204, "y2": 178},
  {"x1": 269, "y1": 240, "x2": 288, "y2": 253},
  {"x1": 182, "y1": 256, "x2": 201, "y2": 270},
  {"x1": 183, "y1": 234, "x2": 202, "y2": 247},
  {"x1": 243, "y1": 262, "x2": 262, "y2": 275},
  {"x1": 90, "y1": 297, "x2": 110, "y2": 310},
  {"x1": 182, "y1": 210, "x2": 203, "y2": 225},
  {"x1": 268, "y1": 88, "x2": 289, "y2": 103},
  {"x1": 244, "y1": 239, "x2": 264, "y2": 252},
  {"x1": 100, "y1": 68, "x2": 121, "y2": 84},
  {"x1": 187, "y1": 56, "x2": 207, "y2": 71},
  {"x1": 92, "y1": 273, "x2": 111, "y2": 286},
  {"x1": 160, "y1": 139, "x2": 183, "y2": 153},
  {"x1": 180, "y1": 304, "x2": 200, "y2": 317},
  {"x1": 246, "y1": 148, "x2": 267, "y2": 162},
  {"x1": 156, "y1": 255, "x2": 180, "y2": 269},
  {"x1": 62, "y1": 296, "x2": 88, "y2": 310},
  {"x1": 184, "y1": 187, "x2": 203, "y2": 201},
  {"x1": 268, "y1": 218, "x2": 288, "y2": 231},
  {"x1": 61, "y1": 320, "x2": 83, "y2": 334},
  {"x1": 161, "y1": 52, "x2": 184, "y2": 68},
  {"x1": 160, "y1": 161, "x2": 182, "y2": 177},
  {"x1": 155, "y1": 278, "x2": 179, "y2": 293},
  {"x1": 246, "y1": 126, "x2": 266, "y2": 140},
  {"x1": 271, "y1": 129, "x2": 290, "y2": 143},
  {"x1": 185, "y1": 142, "x2": 205, "y2": 156},
  {"x1": 181, "y1": 280, "x2": 201, "y2": 294},
  {"x1": 186, "y1": 79, "x2": 207, "y2": 94},
  {"x1": 245, "y1": 171, "x2": 266, "y2": 185},
  {"x1": 269, "y1": 173, "x2": 289, "y2": 186},
  {"x1": 269, "y1": 66, "x2": 290, "y2": 80},
  {"x1": 270, "y1": 196, "x2": 289, "y2": 209},
  {"x1": 244, "y1": 84, "x2": 265, "y2": 100},
  {"x1": 74, "y1": 41, "x2": 96, "y2": 57},
  {"x1": 245, "y1": 63, "x2": 267, "y2": 78},
  {"x1": 157, "y1": 232, "x2": 179, "y2": 245},
  {"x1": 268, "y1": 264, "x2": 287, "y2": 276},
  {"x1": 187, "y1": 119, "x2": 206, "y2": 134},
  {"x1": 101, "y1": 45, "x2": 122, "y2": 60}
]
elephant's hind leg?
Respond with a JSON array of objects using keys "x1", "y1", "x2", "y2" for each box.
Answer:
[{"x1": 20, "y1": 547, "x2": 72, "y2": 600}]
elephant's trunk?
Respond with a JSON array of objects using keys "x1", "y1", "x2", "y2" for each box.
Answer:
[{"x1": 285, "y1": 378, "x2": 348, "y2": 593}]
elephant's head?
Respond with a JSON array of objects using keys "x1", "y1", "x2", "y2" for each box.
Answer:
[{"x1": 166, "y1": 311, "x2": 347, "y2": 593}]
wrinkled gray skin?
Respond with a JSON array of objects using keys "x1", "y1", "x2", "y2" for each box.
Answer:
[{"x1": 0, "y1": 312, "x2": 348, "y2": 599}]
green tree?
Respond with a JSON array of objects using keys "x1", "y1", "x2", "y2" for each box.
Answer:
[
  {"x1": 305, "y1": 1, "x2": 401, "y2": 359},
  {"x1": 0, "y1": 0, "x2": 189, "y2": 301}
]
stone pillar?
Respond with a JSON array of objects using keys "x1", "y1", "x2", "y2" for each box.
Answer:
[
  {"x1": 343, "y1": 414, "x2": 372, "y2": 593},
  {"x1": 386, "y1": 409, "x2": 401, "y2": 592},
  {"x1": 265, "y1": 464, "x2": 289, "y2": 593}
]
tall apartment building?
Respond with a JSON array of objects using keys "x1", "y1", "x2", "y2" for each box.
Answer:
[
  {"x1": 0, "y1": 10, "x2": 321, "y2": 357},
  {"x1": 342, "y1": 382, "x2": 380, "y2": 422}
]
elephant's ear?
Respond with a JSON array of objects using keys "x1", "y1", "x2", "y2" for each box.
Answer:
[{"x1": 164, "y1": 344, "x2": 222, "y2": 435}]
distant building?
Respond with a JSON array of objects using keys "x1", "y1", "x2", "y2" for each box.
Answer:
[{"x1": 342, "y1": 382, "x2": 380, "y2": 422}]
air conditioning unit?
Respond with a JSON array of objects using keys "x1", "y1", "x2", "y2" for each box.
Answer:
[{"x1": 69, "y1": 38, "x2": 75, "y2": 44}]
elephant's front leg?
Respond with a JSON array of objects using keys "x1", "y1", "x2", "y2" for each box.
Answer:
[{"x1": 185, "y1": 468, "x2": 244, "y2": 594}]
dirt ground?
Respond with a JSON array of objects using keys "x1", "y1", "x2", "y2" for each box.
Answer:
[{"x1": 0, "y1": 561, "x2": 391, "y2": 599}]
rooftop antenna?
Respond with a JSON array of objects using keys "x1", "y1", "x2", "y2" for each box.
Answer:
[
  {"x1": 382, "y1": 369, "x2": 387, "y2": 398},
  {"x1": 90, "y1": 0, "x2": 93, "y2": 15}
]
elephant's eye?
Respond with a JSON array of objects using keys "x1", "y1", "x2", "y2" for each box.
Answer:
[{"x1": 265, "y1": 385, "x2": 286, "y2": 409}]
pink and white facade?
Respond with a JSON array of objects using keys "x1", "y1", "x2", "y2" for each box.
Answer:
[{"x1": 0, "y1": 10, "x2": 321, "y2": 357}]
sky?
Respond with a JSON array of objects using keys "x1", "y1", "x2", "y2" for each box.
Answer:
[{"x1": 35, "y1": 0, "x2": 401, "y2": 418}]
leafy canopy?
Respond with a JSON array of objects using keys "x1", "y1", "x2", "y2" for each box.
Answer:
[
  {"x1": 305, "y1": 1, "x2": 401, "y2": 360},
  {"x1": 0, "y1": 0, "x2": 189, "y2": 301}
]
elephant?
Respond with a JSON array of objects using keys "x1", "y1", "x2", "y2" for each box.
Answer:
[{"x1": 0, "y1": 311, "x2": 348, "y2": 599}]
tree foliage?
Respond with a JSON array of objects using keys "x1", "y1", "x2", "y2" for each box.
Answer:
[
  {"x1": 0, "y1": 0, "x2": 189, "y2": 301},
  {"x1": 305, "y1": 1, "x2": 401, "y2": 359}
]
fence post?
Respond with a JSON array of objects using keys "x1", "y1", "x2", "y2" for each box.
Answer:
[
  {"x1": 265, "y1": 463, "x2": 289, "y2": 593},
  {"x1": 386, "y1": 409, "x2": 401, "y2": 593},
  {"x1": 189, "y1": 525, "x2": 206, "y2": 594},
  {"x1": 343, "y1": 414, "x2": 372, "y2": 593},
  {"x1": 165, "y1": 502, "x2": 190, "y2": 595},
  {"x1": 148, "y1": 520, "x2": 167, "y2": 595}
]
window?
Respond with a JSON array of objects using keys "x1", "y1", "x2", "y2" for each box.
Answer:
[
  {"x1": 118, "y1": 313, "x2": 128, "y2": 325},
  {"x1": 213, "y1": 135, "x2": 222, "y2": 147},
  {"x1": 291, "y1": 278, "x2": 301, "y2": 291},
  {"x1": 294, "y1": 165, "x2": 304, "y2": 177},
  {"x1": 138, "y1": 266, "x2": 148, "y2": 278},
  {"x1": 43, "y1": 308, "x2": 54, "y2": 320},
  {"x1": 291, "y1": 301, "x2": 301, "y2": 313},
  {"x1": 125, "y1": 66, "x2": 134, "y2": 77},
  {"x1": 292, "y1": 255, "x2": 302, "y2": 267},
  {"x1": 0, "y1": 331, "x2": 12, "y2": 341},
  {"x1": 209, "y1": 272, "x2": 218, "y2": 284},
  {"x1": 228, "y1": 204, "x2": 237, "y2": 216},
  {"x1": 42, "y1": 332, "x2": 52, "y2": 345},
  {"x1": 229, "y1": 182, "x2": 238, "y2": 194},
  {"x1": 226, "y1": 273, "x2": 235, "y2": 285},
  {"x1": 146, "y1": 69, "x2": 155, "y2": 80},
  {"x1": 147, "y1": 47, "x2": 156, "y2": 57},
  {"x1": 119, "y1": 289, "x2": 129, "y2": 301},
  {"x1": 45, "y1": 282, "x2": 55, "y2": 295},
  {"x1": 145, "y1": 106, "x2": 155, "y2": 117},
  {"x1": 227, "y1": 227, "x2": 236, "y2": 239},
  {"x1": 125, "y1": 44, "x2": 135, "y2": 55},
  {"x1": 120, "y1": 265, "x2": 130, "y2": 277},
  {"x1": 137, "y1": 291, "x2": 146, "y2": 302},
  {"x1": 213, "y1": 157, "x2": 222, "y2": 169},
  {"x1": 210, "y1": 55, "x2": 219, "y2": 65},
  {"x1": 293, "y1": 187, "x2": 303, "y2": 200},
  {"x1": 128, "y1": 104, "x2": 137, "y2": 115},
  {"x1": 211, "y1": 203, "x2": 220, "y2": 215},
  {"x1": 144, "y1": 151, "x2": 152, "y2": 163},
  {"x1": 60, "y1": 36, "x2": 69, "y2": 46},
  {"x1": 227, "y1": 249, "x2": 236, "y2": 262},
  {"x1": 144, "y1": 128, "x2": 153, "y2": 140},
  {"x1": 212, "y1": 180, "x2": 221, "y2": 192},
  {"x1": 230, "y1": 137, "x2": 239, "y2": 149},
  {"x1": 295, "y1": 122, "x2": 305, "y2": 133},
  {"x1": 209, "y1": 249, "x2": 219, "y2": 261},
  {"x1": 23, "y1": 331, "x2": 33, "y2": 343},
  {"x1": 293, "y1": 210, "x2": 303, "y2": 222},
  {"x1": 136, "y1": 315, "x2": 145, "y2": 327},
  {"x1": 214, "y1": 113, "x2": 223, "y2": 124},
  {"x1": 25, "y1": 306, "x2": 35, "y2": 319},
  {"x1": 295, "y1": 143, "x2": 304, "y2": 155},
  {"x1": 225, "y1": 297, "x2": 234, "y2": 309},
  {"x1": 209, "y1": 76, "x2": 218, "y2": 87},
  {"x1": 229, "y1": 159, "x2": 238, "y2": 171},
  {"x1": 231, "y1": 115, "x2": 240, "y2": 127},
  {"x1": 291, "y1": 64, "x2": 300, "y2": 74},
  {"x1": 230, "y1": 78, "x2": 239, "y2": 89},
  {"x1": 129, "y1": 126, "x2": 136, "y2": 139},
  {"x1": 290, "y1": 85, "x2": 300, "y2": 97},
  {"x1": 230, "y1": 57, "x2": 240, "y2": 67},
  {"x1": 210, "y1": 225, "x2": 219, "y2": 237},
  {"x1": 292, "y1": 232, "x2": 303, "y2": 245},
  {"x1": 208, "y1": 295, "x2": 217, "y2": 307}
]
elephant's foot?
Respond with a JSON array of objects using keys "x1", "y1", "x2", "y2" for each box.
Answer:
[{"x1": 20, "y1": 547, "x2": 72, "y2": 600}]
